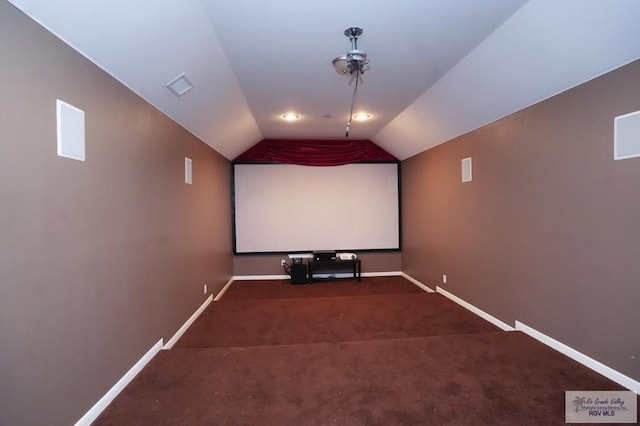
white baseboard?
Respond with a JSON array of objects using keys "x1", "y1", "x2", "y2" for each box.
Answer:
[
  {"x1": 74, "y1": 339, "x2": 163, "y2": 426},
  {"x1": 233, "y1": 272, "x2": 406, "y2": 281},
  {"x1": 163, "y1": 294, "x2": 214, "y2": 350},
  {"x1": 400, "y1": 273, "x2": 435, "y2": 293},
  {"x1": 515, "y1": 321, "x2": 640, "y2": 394},
  {"x1": 231, "y1": 272, "x2": 435, "y2": 294},
  {"x1": 363, "y1": 271, "x2": 402, "y2": 277},
  {"x1": 435, "y1": 286, "x2": 515, "y2": 331},
  {"x1": 214, "y1": 279, "x2": 235, "y2": 301},
  {"x1": 233, "y1": 274, "x2": 289, "y2": 280}
]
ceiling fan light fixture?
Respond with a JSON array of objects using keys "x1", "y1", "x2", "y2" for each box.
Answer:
[
  {"x1": 332, "y1": 27, "x2": 370, "y2": 78},
  {"x1": 332, "y1": 55, "x2": 350, "y2": 75},
  {"x1": 282, "y1": 112, "x2": 300, "y2": 121}
]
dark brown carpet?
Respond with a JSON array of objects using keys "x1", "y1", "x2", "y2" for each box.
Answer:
[
  {"x1": 174, "y1": 292, "x2": 500, "y2": 348},
  {"x1": 220, "y1": 276, "x2": 424, "y2": 300},
  {"x1": 94, "y1": 277, "x2": 635, "y2": 425}
]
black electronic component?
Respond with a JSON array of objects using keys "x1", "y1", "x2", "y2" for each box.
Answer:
[{"x1": 290, "y1": 263, "x2": 308, "y2": 284}]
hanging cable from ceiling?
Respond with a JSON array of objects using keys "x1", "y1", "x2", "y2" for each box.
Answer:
[{"x1": 345, "y1": 72, "x2": 359, "y2": 138}]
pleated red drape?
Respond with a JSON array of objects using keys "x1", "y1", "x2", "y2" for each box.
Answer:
[{"x1": 233, "y1": 139, "x2": 398, "y2": 166}]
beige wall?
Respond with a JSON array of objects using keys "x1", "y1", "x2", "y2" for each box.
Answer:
[
  {"x1": 402, "y1": 58, "x2": 640, "y2": 382},
  {"x1": 0, "y1": 3, "x2": 233, "y2": 425}
]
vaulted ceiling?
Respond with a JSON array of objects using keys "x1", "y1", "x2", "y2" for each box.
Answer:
[{"x1": 8, "y1": 0, "x2": 640, "y2": 160}]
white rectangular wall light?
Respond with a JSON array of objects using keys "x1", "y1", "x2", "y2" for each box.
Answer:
[
  {"x1": 614, "y1": 110, "x2": 640, "y2": 160},
  {"x1": 462, "y1": 157, "x2": 472, "y2": 182},
  {"x1": 56, "y1": 99, "x2": 85, "y2": 161},
  {"x1": 185, "y1": 157, "x2": 192, "y2": 184}
]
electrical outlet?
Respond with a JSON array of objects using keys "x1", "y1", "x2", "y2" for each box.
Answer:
[
  {"x1": 442, "y1": 274, "x2": 447, "y2": 284},
  {"x1": 203, "y1": 284, "x2": 207, "y2": 294},
  {"x1": 281, "y1": 259, "x2": 286, "y2": 267}
]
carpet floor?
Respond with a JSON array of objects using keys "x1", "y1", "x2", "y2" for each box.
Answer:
[
  {"x1": 94, "y1": 276, "x2": 634, "y2": 425},
  {"x1": 173, "y1": 292, "x2": 500, "y2": 348}
]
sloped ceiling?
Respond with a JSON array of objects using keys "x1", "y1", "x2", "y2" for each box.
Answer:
[{"x1": 7, "y1": 0, "x2": 640, "y2": 160}]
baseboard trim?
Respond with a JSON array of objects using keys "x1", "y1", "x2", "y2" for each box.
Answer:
[
  {"x1": 400, "y1": 273, "x2": 435, "y2": 293},
  {"x1": 74, "y1": 339, "x2": 163, "y2": 426},
  {"x1": 214, "y1": 278, "x2": 234, "y2": 302},
  {"x1": 363, "y1": 271, "x2": 402, "y2": 277},
  {"x1": 163, "y1": 294, "x2": 213, "y2": 350},
  {"x1": 232, "y1": 272, "x2": 408, "y2": 281},
  {"x1": 231, "y1": 273, "x2": 435, "y2": 293},
  {"x1": 435, "y1": 286, "x2": 515, "y2": 331},
  {"x1": 515, "y1": 321, "x2": 640, "y2": 394},
  {"x1": 232, "y1": 274, "x2": 289, "y2": 280}
]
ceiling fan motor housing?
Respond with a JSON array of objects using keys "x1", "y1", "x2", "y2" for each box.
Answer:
[{"x1": 347, "y1": 50, "x2": 368, "y2": 74}]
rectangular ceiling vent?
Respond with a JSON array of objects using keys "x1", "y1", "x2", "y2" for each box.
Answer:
[{"x1": 166, "y1": 73, "x2": 194, "y2": 97}]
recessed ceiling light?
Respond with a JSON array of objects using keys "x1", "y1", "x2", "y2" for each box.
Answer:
[
  {"x1": 353, "y1": 113, "x2": 370, "y2": 121},
  {"x1": 282, "y1": 113, "x2": 300, "y2": 121}
]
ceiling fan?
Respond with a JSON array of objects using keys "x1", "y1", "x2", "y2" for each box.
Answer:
[{"x1": 332, "y1": 27, "x2": 370, "y2": 138}]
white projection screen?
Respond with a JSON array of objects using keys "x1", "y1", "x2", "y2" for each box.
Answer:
[{"x1": 233, "y1": 163, "x2": 400, "y2": 254}]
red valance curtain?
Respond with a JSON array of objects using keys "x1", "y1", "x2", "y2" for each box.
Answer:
[{"x1": 233, "y1": 139, "x2": 398, "y2": 166}]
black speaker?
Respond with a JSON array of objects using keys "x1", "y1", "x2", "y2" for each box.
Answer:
[{"x1": 290, "y1": 263, "x2": 307, "y2": 284}]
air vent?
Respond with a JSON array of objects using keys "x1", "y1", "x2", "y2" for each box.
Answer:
[{"x1": 166, "y1": 73, "x2": 194, "y2": 97}]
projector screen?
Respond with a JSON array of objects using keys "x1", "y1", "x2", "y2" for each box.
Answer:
[{"x1": 233, "y1": 163, "x2": 400, "y2": 254}]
